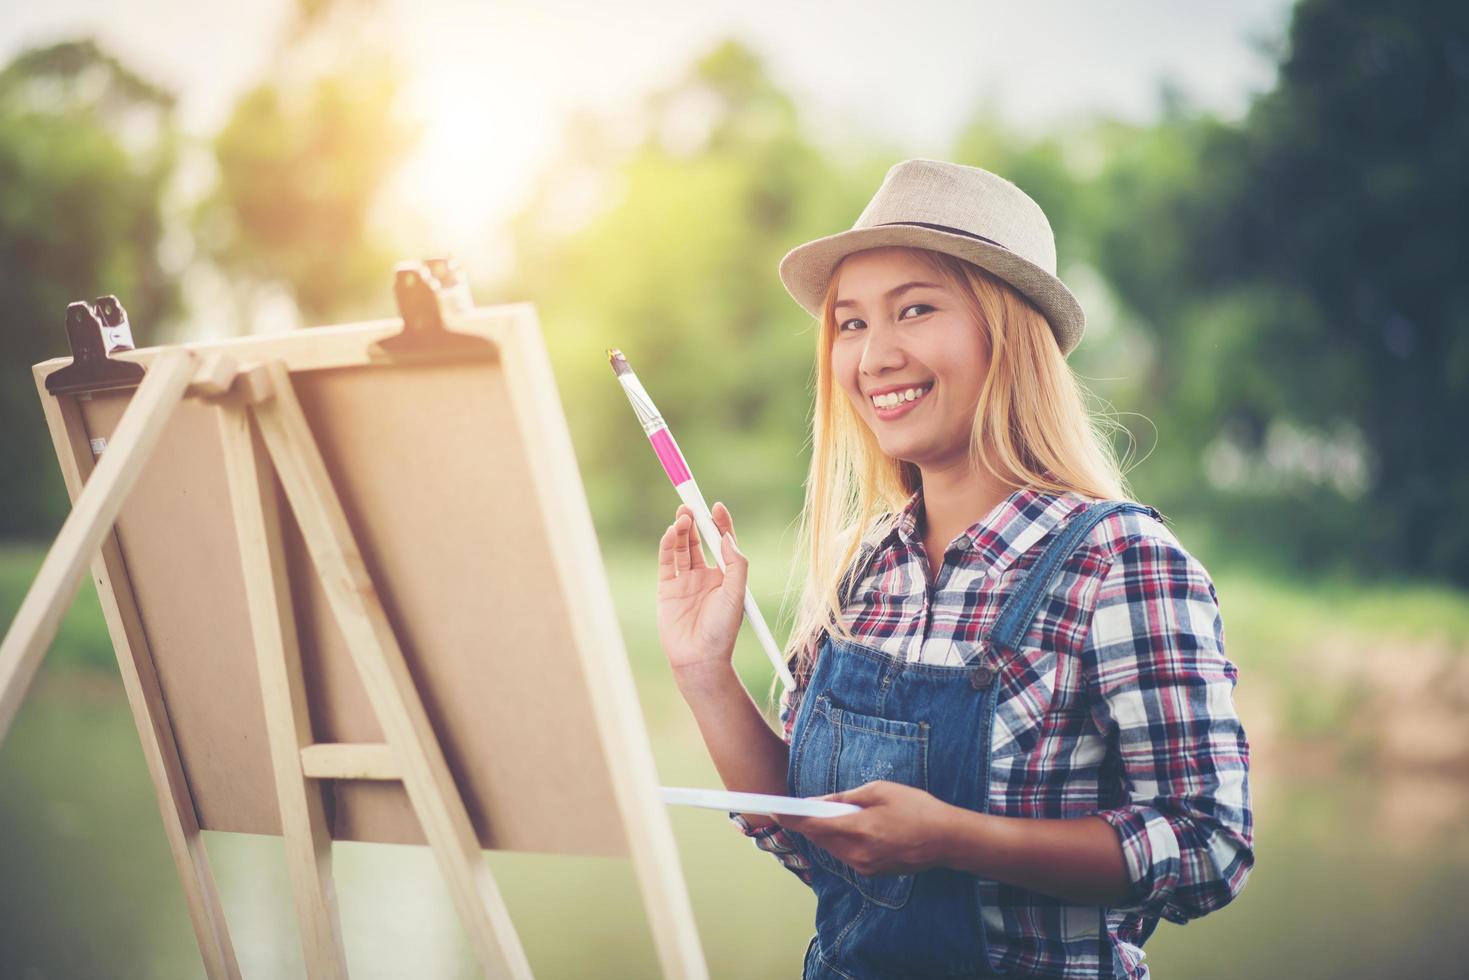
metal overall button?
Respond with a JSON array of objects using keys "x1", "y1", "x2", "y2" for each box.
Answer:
[{"x1": 968, "y1": 639, "x2": 994, "y2": 689}]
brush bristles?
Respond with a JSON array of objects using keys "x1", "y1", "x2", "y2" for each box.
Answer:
[{"x1": 607, "y1": 348, "x2": 633, "y2": 377}]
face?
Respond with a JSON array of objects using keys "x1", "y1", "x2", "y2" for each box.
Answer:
[{"x1": 829, "y1": 247, "x2": 991, "y2": 474}]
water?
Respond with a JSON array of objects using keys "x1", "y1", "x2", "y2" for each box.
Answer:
[{"x1": 1, "y1": 667, "x2": 1465, "y2": 979}]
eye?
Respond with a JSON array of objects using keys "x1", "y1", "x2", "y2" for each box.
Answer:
[{"x1": 838, "y1": 304, "x2": 932, "y2": 332}]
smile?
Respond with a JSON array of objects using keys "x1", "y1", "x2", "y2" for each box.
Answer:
[{"x1": 870, "y1": 382, "x2": 934, "y2": 419}]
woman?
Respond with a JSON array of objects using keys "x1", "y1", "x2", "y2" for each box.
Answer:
[{"x1": 656, "y1": 159, "x2": 1253, "y2": 979}]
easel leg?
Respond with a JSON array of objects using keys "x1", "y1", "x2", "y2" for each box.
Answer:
[
  {"x1": 21, "y1": 353, "x2": 242, "y2": 980},
  {"x1": 498, "y1": 302, "x2": 710, "y2": 978},
  {"x1": 244, "y1": 362, "x2": 534, "y2": 980},
  {"x1": 218, "y1": 400, "x2": 350, "y2": 979}
]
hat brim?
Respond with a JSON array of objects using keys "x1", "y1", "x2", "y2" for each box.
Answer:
[{"x1": 778, "y1": 225, "x2": 1085, "y2": 356}]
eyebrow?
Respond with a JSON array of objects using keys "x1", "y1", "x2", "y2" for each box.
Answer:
[{"x1": 833, "y1": 281, "x2": 944, "y2": 310}]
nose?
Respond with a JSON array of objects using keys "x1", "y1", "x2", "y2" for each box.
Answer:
[{"x1": 858, "y1": 322, "x2": 906, "y2": 380}]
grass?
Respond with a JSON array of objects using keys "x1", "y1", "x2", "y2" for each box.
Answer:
[
  {"x1": 6, "y1": 531, "x2": 1468, "y2": 725},
  {"x1": 0, "y1": 544, "x2": 118, "y2": 671},
  {"x1": 1212, "y1": 564, "x2": 1469, "y2": 662}
]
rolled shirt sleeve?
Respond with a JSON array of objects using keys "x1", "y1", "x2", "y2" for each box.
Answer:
[
  {"x1": 728, "y1": 811, "x2": 814, "y2": 885},
  {"x1": 725, "y1": 673, "x2": 815, "y2": 886},
  {"x1": 1083, "y1": 532, "x2": 1255, "y2": 924}
]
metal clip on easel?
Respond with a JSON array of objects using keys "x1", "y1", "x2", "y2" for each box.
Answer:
[
  {"x1": 371, "y1": 255, "x2": 497, "y2": 361},
  {"x1": 44, "y1": 295, "x2": 146, "y2": 397}
]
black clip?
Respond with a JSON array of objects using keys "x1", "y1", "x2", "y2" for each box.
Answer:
[
  {"x1": 371, "y1": 256, "x2": 496, "y2": 362},
  {"x1": 44, "y1": 297, "x2": 146, "y2": 397}
]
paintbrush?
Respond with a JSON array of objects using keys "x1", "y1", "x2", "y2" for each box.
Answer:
[{"x1": 608, "y1": 349, "x2": 795, "y2": 691}]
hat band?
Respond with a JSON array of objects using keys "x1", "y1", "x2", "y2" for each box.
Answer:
[{"x1": 875, "y1": 221, "x2": 1009, "y2": 252}]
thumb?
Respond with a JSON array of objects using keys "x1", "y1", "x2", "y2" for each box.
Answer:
[{"x1": 720, "y1": 531, "x2": 748, "y2": 599}]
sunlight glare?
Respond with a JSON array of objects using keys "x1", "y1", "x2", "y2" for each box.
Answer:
[{"x1": 395, "y1": 62, "x2": 554, "y2": 248}]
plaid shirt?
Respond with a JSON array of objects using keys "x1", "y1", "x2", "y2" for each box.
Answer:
[{"x1": 730, "y1": 487, "x2": 1253, "y2": 979}]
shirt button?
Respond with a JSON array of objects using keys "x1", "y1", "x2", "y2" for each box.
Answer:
[{"x1": 969, "y1": 665, "x2": 996, "y2": 689}]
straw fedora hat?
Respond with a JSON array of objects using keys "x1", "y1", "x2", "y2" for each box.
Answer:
[{"x1": 778, "y1": 158, "x2": 1085, "y2": 356}]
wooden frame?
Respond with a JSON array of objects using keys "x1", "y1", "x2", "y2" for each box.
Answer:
[{"x1": 3, "y1": 291, "x2": 709, "y2": 978}]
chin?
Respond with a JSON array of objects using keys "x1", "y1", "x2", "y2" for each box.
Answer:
[{"x1": 876, "y1": 441, "x2": 923, "y2": 465}]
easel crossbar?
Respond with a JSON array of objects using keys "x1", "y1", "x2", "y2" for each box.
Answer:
[{"x1": 300, "y1": 743, "x2": 398, "y2": 781}]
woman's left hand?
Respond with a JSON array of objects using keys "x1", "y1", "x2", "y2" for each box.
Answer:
[{"x1": 776, "y1": 780, "x2": 960, "y2": 876}]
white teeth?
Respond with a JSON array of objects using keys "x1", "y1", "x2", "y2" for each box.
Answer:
[{"x1": 871, "y1": 383, "x2": 932, "y2": 409}]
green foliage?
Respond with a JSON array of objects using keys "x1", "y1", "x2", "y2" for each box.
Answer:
[
  {"x1": 196, "y1": 0, "x2": 417, "y2": 326},
  {"x1": 199, "y1": 61, "x2": 416, "y2": 321},
  {"x1": 1089, "y1": 0, "x2": 1469, "y2": 584},
  {"x1": 503, "y1": 12, "x2": 1468, "y2": 593},
  {"x1": 3, "y1": 3, "x2": 1464, "y2": 600},
  {"x1": 505, "y1": 40, "x2": 892, "y2": 540},
  {"x1": 0, "y1": 40, "x2": 179, "y2": 539}
]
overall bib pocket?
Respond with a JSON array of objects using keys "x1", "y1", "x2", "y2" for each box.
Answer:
[{"x1": 790, "y1": 692, "x2": 930, "y2": 909}]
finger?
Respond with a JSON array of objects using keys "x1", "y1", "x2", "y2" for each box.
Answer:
[
  {"x1": 825, "y1": 784, "x2": 878, "y2": 805},
  {"x1": 657, "y1": 523, "x2": 679, "y2": 583},
  {"x1": 682, "y1": 508, "x2": 708, "y2": 570},
  {"x1": 774, "y1": 813, "x2": 809, "y2": 834},
  {"x1": 719, "y1": 528, "x2": 748, "y2": 604},
  {"x1": 673, "y1": 514, "x2": 691, "y2": 575},
  {"x1": 712, "y1": 501, "x2": 736, "y2": 542}
]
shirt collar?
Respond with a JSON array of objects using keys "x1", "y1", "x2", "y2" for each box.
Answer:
[{"x1": 884, "y1": 484, "x2": 1090, "y2": 577}]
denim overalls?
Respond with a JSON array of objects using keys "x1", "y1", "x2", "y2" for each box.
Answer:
[{"x1": 788, "y1": 500, "x2": 1156, "y2": 980}]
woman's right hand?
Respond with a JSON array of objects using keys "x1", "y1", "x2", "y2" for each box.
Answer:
[{"x1": 656, "y1": 501, "x2": 748, "y2": 684}]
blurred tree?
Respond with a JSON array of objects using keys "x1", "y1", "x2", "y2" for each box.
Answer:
[
  {"x1": 1091, "y1": 0, "x2": 1469, "y2": 584},
  {"x1": 196, "y1": 0, "x2": 416, "y2": 325},
  {"x1": 1079, "y1": 110, "x2": 1250, "y2": 516},
  {"x1": 0, "y1": 40, "x2": 179, "y2": 538},
  {"x1": 505, "y1": 40, "x2": 894, "y2": 541}
]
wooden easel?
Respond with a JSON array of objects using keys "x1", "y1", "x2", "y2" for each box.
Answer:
[{"x1": 0, "y1": 265, "x2": 709, "y2": 979}]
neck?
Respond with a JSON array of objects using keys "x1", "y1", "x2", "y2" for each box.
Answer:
[{"x1": 917, "y1": 457, "x2": 1017, "y2": 554}]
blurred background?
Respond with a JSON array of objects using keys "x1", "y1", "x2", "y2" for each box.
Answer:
[{"x1": 1, "y1": 0, "x2": 1466, "y2": 977}]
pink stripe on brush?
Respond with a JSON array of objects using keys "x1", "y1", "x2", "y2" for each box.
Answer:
[{"x1": 649, "y1": 429, "x2": 691, "y2": 485}]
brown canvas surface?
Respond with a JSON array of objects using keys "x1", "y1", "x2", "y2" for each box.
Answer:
[{"x1": 72, "y1": 352, "x2": 630, "y2": 857}]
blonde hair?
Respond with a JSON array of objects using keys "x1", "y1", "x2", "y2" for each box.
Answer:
[{"x1": 771, "y1": 247, "x2": 1134, "y2": 706}]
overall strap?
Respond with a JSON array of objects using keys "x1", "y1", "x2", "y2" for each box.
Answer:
[{"x1": 985, "y1": 500, "x2": 1158, "y2": 658}]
